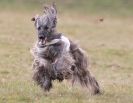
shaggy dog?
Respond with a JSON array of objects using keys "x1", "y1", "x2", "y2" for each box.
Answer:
[{"x1": 31, "y1": 3, "x2": 100, "y2": 94}]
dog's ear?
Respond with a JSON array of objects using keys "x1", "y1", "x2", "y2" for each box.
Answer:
[
  {"x1": 43, "y1": 5, "x2": 49, "y2": 13},
  {"x1": 31, "y1": 14, "x2": 39, "y2": 21},
  {"x1": 31, "y1": 17, "x2": 35, "y2": 21},
  {"x1": 52, "y1": 2, "x2": 57, "y2": 14},
  {"x1": 43, "y1": 3, "x2": 57, "y2": 17}
]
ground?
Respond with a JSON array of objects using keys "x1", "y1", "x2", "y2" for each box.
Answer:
[{"x1": 0, "y1": 0, "x2": 133, "y2": 103}]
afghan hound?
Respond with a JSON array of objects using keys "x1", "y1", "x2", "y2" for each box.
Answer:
[{"x1": 30, "y1": 3, "x2": 100, "y2": 95}]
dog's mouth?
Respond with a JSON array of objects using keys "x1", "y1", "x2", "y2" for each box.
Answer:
[
  {"x1": 38, "y1": 38, "x2": 47, "y2": 48},
  {"x1": 38, "y1": 44, "x2": 45, "y2": 48}
]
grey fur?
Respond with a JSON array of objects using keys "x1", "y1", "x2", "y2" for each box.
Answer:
[{"x1": 31, "y1": 3, "x2": 100, "y2": 94}]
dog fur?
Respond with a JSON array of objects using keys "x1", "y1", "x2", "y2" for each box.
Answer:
[{"x1": 31, "y1": 3, "x2": 100, "y2": 94}]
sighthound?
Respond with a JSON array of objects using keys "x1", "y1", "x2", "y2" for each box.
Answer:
[{"x1": 31, "y1": 3, "x2": 100, "y2": 95}]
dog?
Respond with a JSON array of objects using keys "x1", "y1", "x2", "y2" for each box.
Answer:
[{"x1": 30, "y1": 3, "x2": 100, "y2": 95}]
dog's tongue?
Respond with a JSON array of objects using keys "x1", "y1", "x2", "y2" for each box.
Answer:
[
  {"x1": 38, "y1": 39, "x2": 44, "y2": 45},
  {"x1": 38, "y1": 37, "x2": 51, "y2": 46}
]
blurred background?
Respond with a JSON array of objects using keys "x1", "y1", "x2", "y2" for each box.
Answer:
[
  {"x1": 0, "y1": 0, "x2": 133, "y2": 103},
  {"x1": 1, "y1": 0, "x2": 133, "y2": 15}
]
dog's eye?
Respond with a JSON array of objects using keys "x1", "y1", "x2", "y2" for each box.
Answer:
[
  {"x1": 37, "y1": 26, "x2": 41, "y2": 30},
  {"x1": 44, "y1": 26, "x2": 48, "y2": 30}
]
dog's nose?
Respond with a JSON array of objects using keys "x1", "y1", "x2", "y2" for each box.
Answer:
[
  {"x1": 38, "y1": 35, "x2": 45, "y2": 40},
  {"x1": 39, "y1": 36, "x2": 44, "y2": 40}
]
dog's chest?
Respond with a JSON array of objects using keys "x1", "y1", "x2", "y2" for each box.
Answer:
[{"x1": 35, "y1": 35, "x2": 70, "y2": 61}]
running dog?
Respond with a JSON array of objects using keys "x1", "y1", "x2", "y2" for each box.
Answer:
[{"x1": 31, "y1": 3, "x2": 100, "y2": 95}]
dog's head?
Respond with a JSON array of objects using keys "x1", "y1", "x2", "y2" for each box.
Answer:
[{"x1": 32, "y1": 3, "x2": 57, "y2": 47}]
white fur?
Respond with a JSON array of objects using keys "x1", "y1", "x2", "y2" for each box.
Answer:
[
  {"x1": 41, "y1": 35, "x2": 70, "y2": 52},
  {"x1": 45, "y1": 39, "x2": 61, "y2": 46},
  {"x1": 31, "y1": 35, "x2": 70, "y2": 58},
  {"x1": 61, "y1": 36, "x2": 70, "y2": 52}
]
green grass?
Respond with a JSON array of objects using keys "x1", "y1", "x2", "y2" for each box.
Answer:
[{"x1": 0, "y1": 0, "x2": 133, "y2": 103}]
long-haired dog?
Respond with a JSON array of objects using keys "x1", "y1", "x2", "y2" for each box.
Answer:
[{"x1": 31, "y1": 3, "x2": 100, "y2": 95}]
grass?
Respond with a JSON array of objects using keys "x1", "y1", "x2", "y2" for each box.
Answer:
[
  {"x1": 0, "y1": 0, "x2": 133, "y2": 103},
  {"x1": 1, "y1": 0, "x2": 133, "y2": 16}
]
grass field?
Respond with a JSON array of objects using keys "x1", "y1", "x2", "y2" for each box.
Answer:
[{"x1": 0, "y1": 0, "x2": 133, "y2": 103}]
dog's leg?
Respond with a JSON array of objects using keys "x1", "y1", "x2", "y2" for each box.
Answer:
[
  {"x1": 32, "y1": 59, "x2": 53, "y2": 92},
  {"x1": 72, "y1": 67, "x2": 100, "y2": 95},
  {"x1": 80, "y1": 70, "x2": 100, "y2": 95},
  {"x1": 70, "y1": 41, "x2": 100, "y2": 94}
]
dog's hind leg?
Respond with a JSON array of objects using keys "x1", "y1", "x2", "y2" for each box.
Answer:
[
  {"x1": 70, "y1": 41, "x2": 100, "y2": 94},
  {"x1": 81, "y1": 70, "x2": 100, "y2": 95},
  {"x1": 72, "y1": 67, "x2": 100, "y2": 95}
]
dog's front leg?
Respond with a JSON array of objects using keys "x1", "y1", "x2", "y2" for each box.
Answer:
[{"x1": 33, "y1": 59, "x2": 53, "y2": 92}]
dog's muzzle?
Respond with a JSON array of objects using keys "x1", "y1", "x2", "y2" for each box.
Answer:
[
  {"x1": 37, "y1": 31, "x2": 51, "y2": 48},
  {"x1": 38, "y1": 37, "x2": 47, "y2": 48}
]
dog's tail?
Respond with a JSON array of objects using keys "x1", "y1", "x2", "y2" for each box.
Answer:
[{"x1": 70, "y1": 41, "x2": 100, "y2": 95}]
